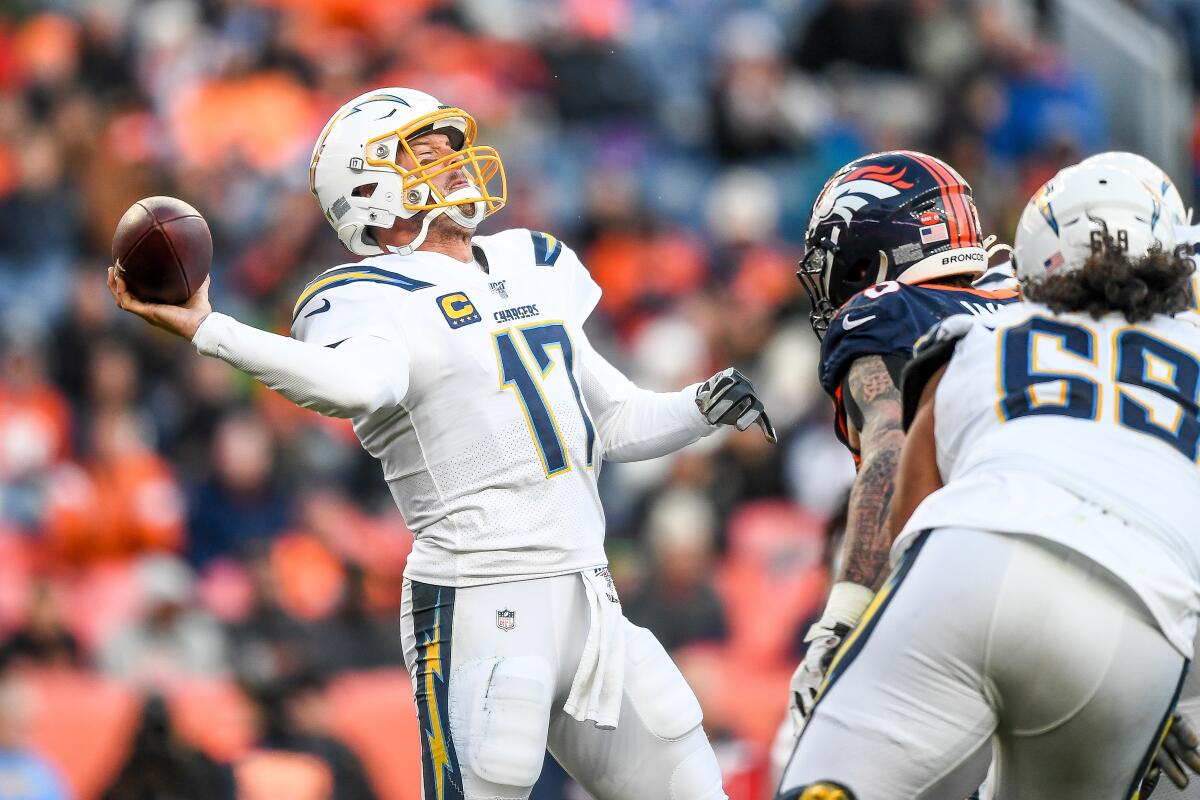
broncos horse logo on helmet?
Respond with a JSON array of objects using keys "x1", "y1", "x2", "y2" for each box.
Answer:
[{"x1": 798, "y1": 151, "x2": 987, "y2": 338}]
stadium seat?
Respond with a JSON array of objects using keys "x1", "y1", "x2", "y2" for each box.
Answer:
[
  {"x1": 675, "y1": 644, "x2": 792, "y2": 748},
  {"x1": 63, "y1": 559, "x2": 143, "y2": 654},
  {"x1": 169, "y1": 678, "x2": 258, "y2": 762},
  {"x1": 715, "y1": 500, "x2": 829, "y2": 666},
  {"x1": 23, "y1": 668, "x2": 140, "y2": 798},
  {"x1": 235, "y1": 749, "x2": 333, "y2": 800},
  {"x1": 0, "y1": 529, "x2": 34, "y2": 633},
  {"x1": 325, "y1": 669, "x2": 421, "y2": 800},
  {"x1": 195, "y1": 557, "x2": 256, "y2": 623},
  {"x1": 270, "y1": 532, "x2": 345, "y2": 621}
]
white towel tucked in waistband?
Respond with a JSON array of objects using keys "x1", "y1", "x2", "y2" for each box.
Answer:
[{"x1": 563, "y1": 566, "x2": 626, "y2": 730}]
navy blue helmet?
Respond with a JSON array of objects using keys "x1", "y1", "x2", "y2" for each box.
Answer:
[{"x1": 798, "y1": 150, "x2": 987, "y2": 338}]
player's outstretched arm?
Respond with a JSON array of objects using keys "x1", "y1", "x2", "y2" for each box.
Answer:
[
  {"x1": 578, "y1": 341, "x2": 715, "y2": 461},
  {"x1": 108, "y1": 267, "x2": 409, "y2": 418},
  {"x1": 578, "y1": 338, "x2": 775, "y2": 462},
  {"x1": 788, "y1": 353, "x2": 903, "y2": 730}
]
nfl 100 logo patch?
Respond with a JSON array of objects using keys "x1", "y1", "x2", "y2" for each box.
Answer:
[{"x1": 496, "y1": 609, "x2": 515, "y2": 631}]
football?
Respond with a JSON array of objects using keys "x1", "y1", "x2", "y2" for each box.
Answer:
[{"x1": 111, "y1": 196, "x2": 212, "y2": 305}]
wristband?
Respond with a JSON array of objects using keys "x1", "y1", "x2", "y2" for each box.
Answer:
[{"x1": 805, "y1": 582, "x2": 875, "y2": 641}]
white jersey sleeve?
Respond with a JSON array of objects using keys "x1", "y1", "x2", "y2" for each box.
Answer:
[
  {"x1": 189, "y1": 265, "x2": 417, "y2": 418},
  {"x1": 193, "y1": 312, "x2": 410, "y2": 418},
  {"x1": 577, "y1": 334, "x2": 713, "y2": 462},
  {"x1": 559, "y1": 238, "x2": 602, "y2": 322}
]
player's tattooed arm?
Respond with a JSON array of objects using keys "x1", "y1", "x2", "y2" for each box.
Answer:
[
  {"x1": 787, "y1": 353, "x2": 904, "y2": 729},
  {"x1": 838, "y1": 354, "x2": 906, "y2": 591}
]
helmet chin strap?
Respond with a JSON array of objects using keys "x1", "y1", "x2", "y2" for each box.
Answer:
[
  {"x1": 385, "y1": 207, "x2": 443, "y2": 256},
  {"x1": 385, "y1": 185, "x2": 486, "y2": 256}
]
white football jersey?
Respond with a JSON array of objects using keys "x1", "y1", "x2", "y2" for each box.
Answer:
[
  {"x1": 292, "y1": 229, "x2": 609, "y2": 587},
  {"x1": 897, "y1": 302, "x2": 1200, "y2": 655}
]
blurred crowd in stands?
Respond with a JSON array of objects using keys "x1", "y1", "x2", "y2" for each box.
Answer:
[{"x1": 0, "y1": 0, "x2": 1197, "y2": 797}]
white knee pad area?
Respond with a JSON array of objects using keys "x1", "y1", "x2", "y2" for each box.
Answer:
[
  {"x1": 667, "y1": 730, "x2": 728, "y2": 800},
  {"x1": 451, "y1": 656, "x2": 554, "y2": 795},
  {"x1": 623, "y1": 624, "x2": 704, "y2": 740}
]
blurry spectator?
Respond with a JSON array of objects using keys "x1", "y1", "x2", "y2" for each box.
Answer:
[
  {"x1": 250, "y1": 670, "x2": 376, "y2": 800},
  {"x1": 44, "y1": 408, "x2": 185, "y2": 563},
  {"x1": 539, "y1": 36, "x2": 653, "y2": 123},
  {"x1": 711, "y1": 12, "x2": 826, "y2": 162},
  {"x1": 0, "y1": 674, "x2": 68, "y2": 800},
  {"x1": 229, "y1": 546, "x2": 312, "y2": 686},
  {"x1": 49, "y1": 270, "x2": 118, "y2": 407},
  {"x1": 0, "y1": 315, "x2": 70, "y2": 532},
  {"x1": 102, "y1": 695, "x2": 234, "y2": 800},
  {"x1": 624, "y1": 489, "x2": 726, "y2": 652},
  {"x1": 0, "y1": 582, "x2": 80, "y2": 670},
  {"x1": 187, "y1": 412, "x2": 290, "y2": 567},
  {"x1": 163, "y1": 356, "x2": 241, "y2": 481},
  {"x1": 99, "y1": 555, "x2": 230, "y2": 688},
  {"x1": 303, "y1": 566, "x2": 406, "y2": 676},
  {"x1": 791, "y1": 0, "x2": 916, "y2": 75}
]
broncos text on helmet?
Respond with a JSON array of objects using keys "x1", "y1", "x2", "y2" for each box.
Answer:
[{"x1": 798, "y1": 150, "x2": 988, "y2": 339}]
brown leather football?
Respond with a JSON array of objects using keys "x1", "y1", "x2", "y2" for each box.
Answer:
[{"x1": 112, "y1": 196, "x2": 212, "y2": 305}]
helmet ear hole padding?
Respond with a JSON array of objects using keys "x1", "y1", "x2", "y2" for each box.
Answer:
[{"x1": 351, "y1": 183, "x2": 378, "y2": 198}]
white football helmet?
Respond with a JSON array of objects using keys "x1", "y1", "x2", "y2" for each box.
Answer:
[
  {"x1": 1080, "y1": 151, "x2": 1189, "y2": 226},
  {"x1": 1013, "y1": 162, "x2": 1177, "y2": 282},
  {"x1": 309, "y1": 88, "x2": 506, "y2": 256}
]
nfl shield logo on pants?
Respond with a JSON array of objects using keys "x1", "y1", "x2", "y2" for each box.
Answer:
[{"x1": 496, "y1": 609, "x2": 515, "y2": 631}]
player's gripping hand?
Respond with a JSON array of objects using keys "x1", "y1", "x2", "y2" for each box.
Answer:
[
  {"x1": 695, "y1": 367, "x2": 777, "y2": 442},
  {"x1": 788, "y1": 619, "x2": 850, "y2": 733},
  {"x1": 108, "y1": 266, "x2": 212, "y2": 341},
  {"x1": 1142, "y1": 714, "x2": 1200, "y2": 795}
]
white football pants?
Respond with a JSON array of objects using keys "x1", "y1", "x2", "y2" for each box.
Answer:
[
  {"x1": 777, "y1": 528, "x2": 1187, "y2": 800},
  {"x1": 399, "y1": 572, "x2": 727, "y2": 800}
]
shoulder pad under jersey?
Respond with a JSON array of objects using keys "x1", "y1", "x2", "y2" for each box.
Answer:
[{"x1": 820, "y1": 281, "x2": 936, "y2": 396}]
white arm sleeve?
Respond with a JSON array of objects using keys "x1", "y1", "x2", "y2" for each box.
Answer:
[
  {"x1": 579, "y1": 333, "x2": 715, "y2": 462},
  {"x1": 192, "y1": 312, "x2": 409, "y2": 418}
]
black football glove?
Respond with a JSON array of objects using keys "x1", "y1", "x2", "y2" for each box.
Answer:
[
  {"x1": 1142, "y1": 714, "x2": 1200, "y2": 796},
  {"x1": 695, "y1": 367, "x2": 776, "y2": 443}
]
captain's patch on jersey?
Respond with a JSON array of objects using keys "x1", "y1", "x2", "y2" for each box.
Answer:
[{"x1": 437, "y1": 292, "x2": 481, "y2": 328}]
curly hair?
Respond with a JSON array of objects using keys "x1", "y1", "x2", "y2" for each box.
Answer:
[{"x1": 1023, "y1": 242, "x2": 1195, "y2": 323}]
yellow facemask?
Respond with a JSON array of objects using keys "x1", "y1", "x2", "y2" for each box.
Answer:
[{"x1": 363, "y1": 107, "x2": 506, "y2": 218}]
